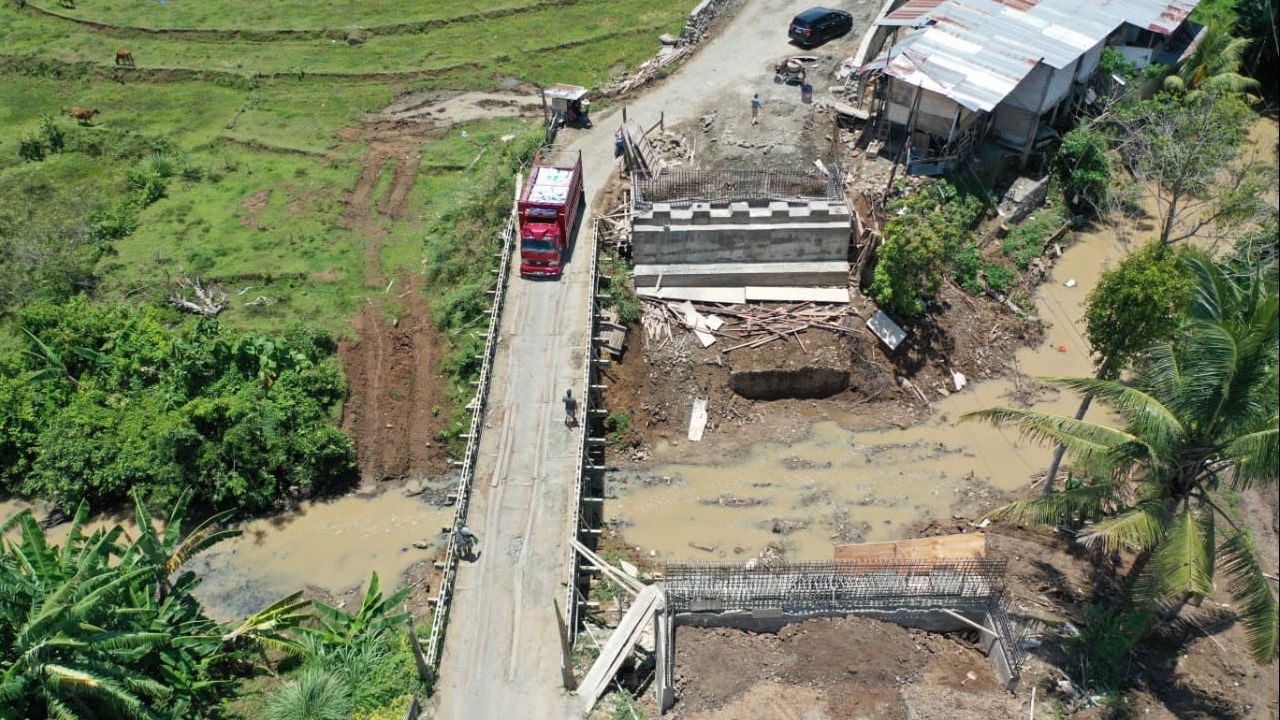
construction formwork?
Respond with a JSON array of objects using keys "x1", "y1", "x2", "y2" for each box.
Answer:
[
  {"x1": 653, "y1": 559, "x2": 1024, "y2": 713},
  {"x1": 633, "y1": 167, "x2": 846, "y2": 209}
]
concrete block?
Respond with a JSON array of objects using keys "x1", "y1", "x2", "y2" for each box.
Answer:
[
  {"x1": 768, "y1": 201, "x2": 790, "y2": 215},
  {"x1": 632, "y1": 261, "x2": 850, "y2": 288},
  {"x1": 670, "y1": 208, "x2": 694, "y2": 222}
]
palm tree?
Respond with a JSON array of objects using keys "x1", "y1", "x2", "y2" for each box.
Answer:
[
  {"x1": 964, "y1": 256, "x2": 1278, "y2": 663},
  {"x1": 1163, "y1": 25, "x2": 1262, "y2": 101}
]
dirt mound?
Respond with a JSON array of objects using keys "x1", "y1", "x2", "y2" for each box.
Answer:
[
  {"x1": 338, "y1": 286, "x2": 448, "y2": 486},
  {"x1": 671, "y1": 616, "x2": 1020, "y2": 719}
]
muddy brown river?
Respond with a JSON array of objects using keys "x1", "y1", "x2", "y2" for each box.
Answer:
[
  {"x1": 0, "y1": 491, "x2": 450, "y2": 620},
  {"x1": 607, "y1": 216, "x2": 1130, "y2": 562}
]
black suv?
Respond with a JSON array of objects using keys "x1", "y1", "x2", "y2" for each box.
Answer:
[{"x1": 789, "y1": 7, "x2": 853, "y2": 47}]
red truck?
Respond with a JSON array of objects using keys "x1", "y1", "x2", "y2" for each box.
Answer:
[{"x1": 518, "y1": 150, "x2": 583, "y2": 279}]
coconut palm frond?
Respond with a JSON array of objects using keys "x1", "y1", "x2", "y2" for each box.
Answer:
[
  {"x1": 1167, "y1": 320, "x2": 1238, "y2": 426},
  {"x1": 1183, "y1": 248, "x2": 1231, "y2": 322},
  {"x1": 1218, "y1": 530, "x2": 1280, "y2": 663},
  {"x1": 1048, "y1": 376, "x2": 1185, "y2": 451},
  {"x1": 962, "y1": 406, "x2": 1136, "y2": 468},
  {"x1": 1137, "y1": 508, "x2": 1215, "y2": 604},
  {"x1": 1224, "y1": 424, "x2": 1279, "y2": 489},
  {"x1": 985, "y1": 480, "x2": 1126, "y2": 526},
  {"x1": 1077, "y1": 501, "x2": 1170, "y2": 553}
]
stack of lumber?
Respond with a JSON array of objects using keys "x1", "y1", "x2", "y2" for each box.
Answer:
[
  {"x1": 596, "y1": 204, "x2": 633, "y2": 257},
  {"x1": 602, "y1": 47, "x2": 691, "y2": 97}
]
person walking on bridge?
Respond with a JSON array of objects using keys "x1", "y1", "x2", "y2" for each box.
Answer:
[
  {"x1": 457, "y1": 525, "x2": 478, "y2": 560},
  {"x1": 563, "y1": 388, "x2": 578, "y2": 428}
]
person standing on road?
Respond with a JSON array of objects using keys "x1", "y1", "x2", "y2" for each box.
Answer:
[
  {"x1": 563, "y1": 388, "x2": 578, "y2": 428},
  {"x1": 751, "y1": 94, "x2": 762, "y2": 125}
]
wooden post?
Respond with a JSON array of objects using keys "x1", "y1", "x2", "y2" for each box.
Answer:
[
  {"x1": 623, "y1": 106, "x2": 628, "y2": 124},
  {"x1": 540, "y1": 88, "x2": 548, "y2": 128},
  {"x1": 554, "y1": 599, "x2": 577, "y2": 690},
  {"x1": 406, "y1": 616, "x2": 433, "y2": 688}
]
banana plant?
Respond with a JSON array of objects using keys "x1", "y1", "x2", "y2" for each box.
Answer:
[{"x1": 300, "y1": 572, "x2": 410, "y2": 647}]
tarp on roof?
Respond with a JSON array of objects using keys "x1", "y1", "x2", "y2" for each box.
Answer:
[{"x1": 867, "y1": 0, "x2": 1199, "y2": 111}]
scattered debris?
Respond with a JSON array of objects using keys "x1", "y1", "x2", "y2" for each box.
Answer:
[
  {"x1": 866, "y1": 310, "x2": 907, "y2": 350},
  {"x1": 169, "y1": 276, "x2": 228, "y2": 316},
  {"x1": 688, "y1": 398, "x2": 708, "y2": 441}
]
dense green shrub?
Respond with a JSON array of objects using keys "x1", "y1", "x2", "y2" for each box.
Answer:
[
  {"x1": 870, "y1": 182, "x2": 982, "y2": 317},
  {"x1": 952, "y1": 241, "x2": 983, "y2": 293},
  {"x1": 0, "y1": 297, "x2": 356, "y2": 512},
  {"x1": 1054, "y1": 127, "x2": 1112, "y2": 216},
  {"x1": 1001, "y1": 210, "x2": 1066, "y2": 270},
  {"x1": 983, "y1": 262, "x2": 1018, "y2": 295}
]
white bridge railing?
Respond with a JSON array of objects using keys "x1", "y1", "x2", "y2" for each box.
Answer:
[
  {"x1": 423, "y1": 211, "x2": 517, "y2": 671},
  {"x1": 564, "y1": 213, "x2": 603, "y2": 644}
]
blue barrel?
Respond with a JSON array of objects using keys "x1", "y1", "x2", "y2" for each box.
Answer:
[{"x1": 801, "y1": 83, "x2": 813, "y2": 103}]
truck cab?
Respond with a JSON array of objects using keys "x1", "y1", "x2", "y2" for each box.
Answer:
[{"x1": 520, "y1": 208, "x2": 564, "y2": 275}]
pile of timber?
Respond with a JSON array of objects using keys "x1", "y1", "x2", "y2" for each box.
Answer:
[
  {"x1": 640, "y1": 298, "x2": 862, "y2": 353},
  {"x1": 601, "y1": 46, "x2": 691, "y2": 97},
  {"x1": 596, "y1": 202, "x2": 633, "y2": 258}
]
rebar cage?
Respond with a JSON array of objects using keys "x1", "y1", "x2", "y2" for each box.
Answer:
[
  {"x1": 662, "y1": 559, "x2": 1024, "y2": 669},
  {"x1": 633, "y1": 167, "x2": 846, "y2": 208}
]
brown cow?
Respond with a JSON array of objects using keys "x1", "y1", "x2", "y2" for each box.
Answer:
[
  {"x1": 114, "y1": 49, "x2": 134, "y2": 67},
  {"x1": 70, "y1": 107, "x2": 100, "y2": 125}
]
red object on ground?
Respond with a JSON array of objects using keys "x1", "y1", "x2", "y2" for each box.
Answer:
[
  {"x1": 1057, "y1": 344, "x2": 1067, "y2": 352},
  {"x1": 518, "y1": 149, "x2": 584, "y2": 279}
]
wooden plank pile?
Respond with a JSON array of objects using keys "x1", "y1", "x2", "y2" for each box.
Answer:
[
  {"x1": 596, "y1": 203, "x2": 633, "y2": 257},
  {"x1": 639, "y1": 297, "x2": 863, "y2": 353},
  {"x1": 602, "y1": 47, "x2": 692, "y2": 97}
]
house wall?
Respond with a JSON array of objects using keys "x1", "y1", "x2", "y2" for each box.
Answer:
[
  {"x1": 992, "y1": 104, "x2": 1038, "y2": 146},
  {"x1": 1076, "y1": 41, "x2": 1104, "y2": 81},
  {"x1": 885, "y1": 80, "x2": 960, "y2": 137},
  {"x1": 1004, "y1": 62, "x2": 1074, "y2": 114}
]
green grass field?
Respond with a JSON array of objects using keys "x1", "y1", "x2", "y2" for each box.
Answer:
[
  {"x1": 1, "y1": 0, "x2": 688, "y2": 328},
  {"x1": 1, "y1": 1, "x2": 686, "y2": 78}
]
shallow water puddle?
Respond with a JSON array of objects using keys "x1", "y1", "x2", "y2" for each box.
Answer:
[
  {"x1": 1, "y1": 492, "x2": 450, "y2": 620},
  {"x1": 609, "y1": 217, "x2": 1130, "y2": 562}
]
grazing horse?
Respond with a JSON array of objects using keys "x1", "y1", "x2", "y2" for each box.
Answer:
[
  {"x1": 69, "y1": 107, "x2": 100, "y2": 125},
  {"x1": 114, "y1": 49, "x2": 134, "y2": 67}
]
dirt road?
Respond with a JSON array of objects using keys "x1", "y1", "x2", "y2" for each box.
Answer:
[{"x1": 432, "y1": 2, "x2": 830, "y2": 717}]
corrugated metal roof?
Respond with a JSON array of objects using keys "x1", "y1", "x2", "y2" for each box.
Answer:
[{"x1": 870, "y1": 0, "x2": 1198, "y2": 111}]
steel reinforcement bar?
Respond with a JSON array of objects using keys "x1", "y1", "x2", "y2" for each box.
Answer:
[
  {"x1": 632, "y1": 167, "x2": 846, "y2": 208},
  {"x1": 662, "y1": 559, "x2": 1023, "y2": 669},
  {"x1": 423, "y1": 211, "x2": 517, "y2": 672}
]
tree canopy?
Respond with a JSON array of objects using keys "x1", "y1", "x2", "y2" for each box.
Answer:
[
  {"x1": 966, "y1": 255, "x2": 1280, "y2": 664},
  {"x1": 0, "y1": 297, "x2": 355, "y2": 513}
]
